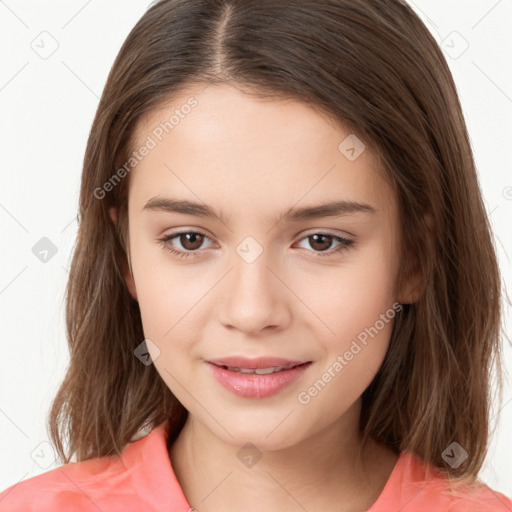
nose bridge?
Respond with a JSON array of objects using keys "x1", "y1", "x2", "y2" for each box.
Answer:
[{"x1": 219, "y1": 236, "x2": 288, "y2": 332}]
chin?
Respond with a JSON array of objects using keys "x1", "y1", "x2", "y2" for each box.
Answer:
[{"x1": 206, "y1": 417, "x2": 306, "y2": 452}]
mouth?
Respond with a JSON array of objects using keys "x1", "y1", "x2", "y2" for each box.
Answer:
[
  {"x1": 207, "y1": 356, "x2": 312, "y2": 373},
  {"x1": 207, "y1": 360, "x2": 313, "y2": 398},
  {"x1": 212, "y1": 362, "x2": 311, "y2": 375}
]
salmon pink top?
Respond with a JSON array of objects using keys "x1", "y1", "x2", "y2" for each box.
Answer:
[{"x1": 0, "y1": 420, "x2": 510, "y2": 511}]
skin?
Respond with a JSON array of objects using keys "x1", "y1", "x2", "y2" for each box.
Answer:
[{"x1": 111, "y1": 83, "x2": 421, "y2": 512}]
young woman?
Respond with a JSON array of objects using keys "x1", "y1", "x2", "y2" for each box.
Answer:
[{"x1": 1, "y1": 1, "x2": 510, "y2": 510}]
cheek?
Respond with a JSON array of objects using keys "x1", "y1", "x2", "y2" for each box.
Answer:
[
  {"x1": 130, "y1": 247, "x2": 214, "y2": 364},
  {"x1": 135, "y1": 271, "x2": 201, "y2": 340},
  {"x1": 297, "y1": 240, "x2": 398, "y2": 343},
  {"x1": 302, "y1": 300, "x2": 397, "y2": 415},
  {"x1": 319, "y1": 295, "x2": 395, "y2": 386},
  {"x1": 129, "y1": 243, "x2": 174, "y2": 340}
]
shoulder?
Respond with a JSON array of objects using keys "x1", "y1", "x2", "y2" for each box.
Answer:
[
  {"x1": 428, "y1": 478, "x2": 512, "y2": 512},
  {"x1": 371, "y1": 451, "x2": 512, "y2": 512},
  {"x1": 446, "y1": 483, "x2": 512, "y2": 511},
  {"x1": 0, "y1": 454, "x2": 128, "y2": 511},
  {"x1": 0, "y1": 446, "x2": 146, "y2": 512},
  {"x1": 0, "y1": 421, "x2": 190, "y2": 512}
]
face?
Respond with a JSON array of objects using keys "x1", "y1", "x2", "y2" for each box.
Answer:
[{"x1": 120, "y1": 83, "x2": 413, "y2": 451}]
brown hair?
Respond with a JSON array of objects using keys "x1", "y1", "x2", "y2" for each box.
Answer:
[{"x1": 48, "y1": 0, "x2": 506, "y2": 485}]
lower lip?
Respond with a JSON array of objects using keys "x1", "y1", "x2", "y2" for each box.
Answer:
[{"x1": 207, "y1": 362, "x2": 312, "y2": 398}]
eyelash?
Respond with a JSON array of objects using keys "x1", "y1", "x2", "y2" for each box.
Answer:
[{"x1": 158, "y1": 230, "x2": 354, "y2": 260}]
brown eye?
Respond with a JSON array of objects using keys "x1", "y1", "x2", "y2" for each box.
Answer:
[
  {"x1": 307, "y1": 234, "x2": 334, "y2": 252},
  {"x1": 178, "y1": 232, "x2": 204, "y2": 251},
  {"x1": 158, "y1": 231, "x2": 213, "y2": 259},
  {"x1": 296, "y1": 232, "x2": 354, "y2": 257}
]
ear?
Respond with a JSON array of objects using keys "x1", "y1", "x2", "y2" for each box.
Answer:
[
  {"x1": 396, "y1": 211, "x2": 432, "y2": 305},
  {"x1": 396, "y1": 253, "x2": 424, "y2": 305},
  {"x1": 109, "y1": 207, "x2": 138, "y2": 302}
]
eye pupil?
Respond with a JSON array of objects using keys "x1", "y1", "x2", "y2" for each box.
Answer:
[
  {"x1": 181, "y1": 232, "x2": 203, "y2": 250},
  {"x1": 310, "y1": 234, "x2": 332, "y2": 251}
]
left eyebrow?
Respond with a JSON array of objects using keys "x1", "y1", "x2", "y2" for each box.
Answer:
[
  {"x1": 142, "y1": 196, "x2": 377, "y2": 225},
  {"x1": 283, "y1": 200, "x2": 377, "y2": 220}
]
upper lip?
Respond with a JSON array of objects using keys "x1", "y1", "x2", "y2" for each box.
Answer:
[{"x1": 207, "y1": 356, "x2": 311, "y2": 369}]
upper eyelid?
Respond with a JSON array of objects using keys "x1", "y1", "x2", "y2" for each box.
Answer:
[{"x1": 163, "y1": 229, "x2": 216, "y2": 245}]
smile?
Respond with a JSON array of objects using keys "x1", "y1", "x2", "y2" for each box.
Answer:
[{"x1": 207, "y1": 361, "x2": 312, "y2": 398}]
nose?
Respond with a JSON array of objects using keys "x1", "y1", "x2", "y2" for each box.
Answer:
[{"x1": 218, "y1": 250, "x2": 291, "y2": 335}]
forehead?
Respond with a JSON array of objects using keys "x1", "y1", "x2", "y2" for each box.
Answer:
[{"x1": 129, "y1": 84, "x2": 396, "y2": 224}]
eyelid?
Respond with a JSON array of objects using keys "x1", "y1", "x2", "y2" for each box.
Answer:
[
  {"x1": 299, "y1": 227, "x2": 354, "y2": 239},
  {"x1": 161, "y1": 227, "x2": 216, "y2": 245}
]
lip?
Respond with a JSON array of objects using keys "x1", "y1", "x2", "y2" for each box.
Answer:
[
  {"x1": 207, "y1": 356, "x2": 309, "y2": 369},
  {"x1": 206, "y1": 360, "x2": 312, "y2": 399}
]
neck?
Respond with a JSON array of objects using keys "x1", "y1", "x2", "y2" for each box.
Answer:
[{"x1": 168, "y1": 399, "x2": 399, "y2": 512}]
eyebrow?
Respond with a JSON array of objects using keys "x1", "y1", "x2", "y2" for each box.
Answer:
[{"x1": 143, "y1": 196, "x2": 377, "y2": 224}]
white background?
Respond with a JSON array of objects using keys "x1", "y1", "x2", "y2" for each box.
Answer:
[{"x1": 0, "y1": 0, "x2": 511, "y2": 498}]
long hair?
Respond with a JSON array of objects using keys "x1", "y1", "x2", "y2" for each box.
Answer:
[{"x1": 47, "y1": 0, "x2": 506, "y2": 484}]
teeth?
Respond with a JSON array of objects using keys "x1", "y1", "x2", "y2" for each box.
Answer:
[
  {"x1": 225, "y1": 365, "x2": 291, "y2": 374},
  {"x1": 255, "y1": 366, "x2": 286, "y2": 374}
]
